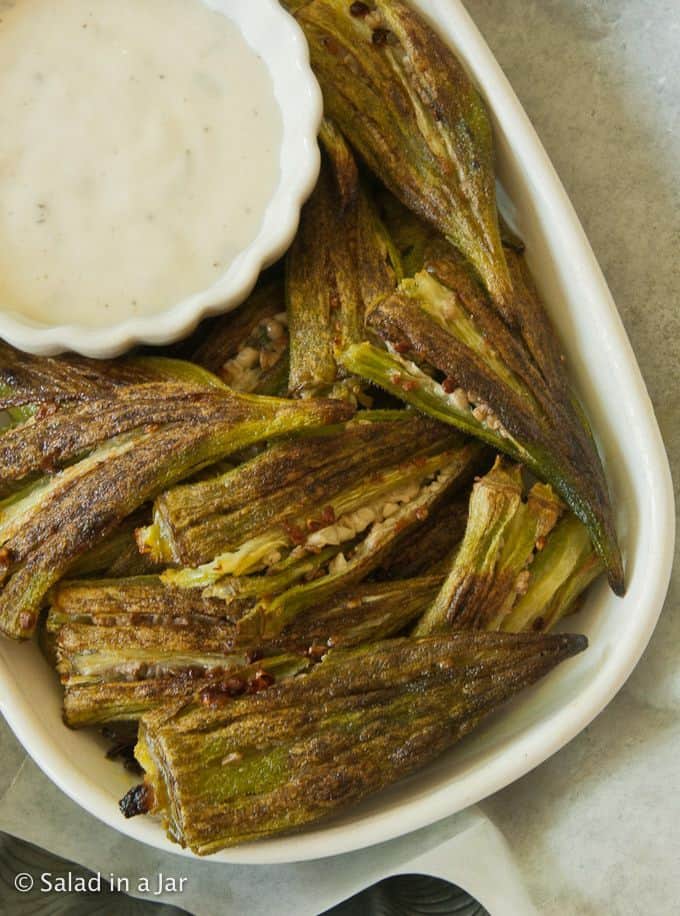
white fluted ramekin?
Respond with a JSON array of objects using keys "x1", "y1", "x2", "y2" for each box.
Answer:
[{"x1": 0, "y1": 0, "x2": 322, "y2": 358}]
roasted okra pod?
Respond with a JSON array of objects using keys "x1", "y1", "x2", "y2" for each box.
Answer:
[
  {"x1": 290, "y1": 0, "x2": 513, "y2": 315},
  {"x1": 287, "y1": 119, "x2": 399, "y2": 400},
  {"x1": 414, "y1": 458, "x2": 604, "y2": 635},
  {"x1": 121, "y1": 631, "x2": 587, "y2": 853},
  {"x1": 341, "y1": 251, "x2": 623, "y2": 593},
  {"x1": 0, "y1": 345, "x2": 352, "y2": 639}
]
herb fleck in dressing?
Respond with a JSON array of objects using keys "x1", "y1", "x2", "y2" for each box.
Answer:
[{"x1": 0, "y1": 0, "x2": 282, "y2": 327}]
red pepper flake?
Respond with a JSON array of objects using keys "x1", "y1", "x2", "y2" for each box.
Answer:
[
  {"x1": 35, "y1": 401, "x2": 59, "y2": 420},
  {"x1": 321, "y1": 505, "x2": 336, "y2": 525},
  {"x1": 305, "y1": 567, "x2": 326, "y2": 582},
  {"x1": 0, "y1": 547, "x2": 12, "y2": 571},
  {"x1": 307, "y1": 643, "x2": 327, "y2": 661},
  {"x1": 441, "y1": 377, "x2": 457, "y2": 394},
  {"x1": 394, "y1": 341, "x2": 411, "y2": 354},
  {"x1": 390, "y1": 372, "x2": 419, "y2": 392},
  {"x1": 19, "y1": 611, "x2": 36, "y2": 632},
  {"x1": 283, "y1": 521, "x2": 306, "y2": 545},
  {"x1": 321, "y1": 35, "x2": 341, "y2": 56},
  {"x1": 415, "y1": 507, "x2": 429, "y2": 522},
  {"x1": 306, "y1": 518, "x2": 324, "y2": 533},
  {"x1": 372, "y1": 27, "x2": 391, "y2": 46},
  {"x1": 200, "y1": 677, "x2": 247, "y2": 706},
  {"x1": 248, "y1": 669, "x2": 275, "y2": 694},
  {"x1": 39, "y1": 454, "x2": 57, "y2": 474},
  {"x1": 184, "y1": 666, "x2": 206, "y2": 680},
  {"x1": 350, "y1": 1, "x2": 370, "y2": 16},
  {"x1": 226, "y1": 676, "x2": 247, "y2": 694}
]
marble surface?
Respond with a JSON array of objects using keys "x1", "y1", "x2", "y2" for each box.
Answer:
[
  {"x1": 0, "y1": 2, "x2": 678, "y2": 914},
  {"x1": 471, "y1": 1, "x2": 680, "y2": 913}
]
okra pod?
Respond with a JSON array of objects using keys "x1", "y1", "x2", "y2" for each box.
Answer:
[
  {"x1": 51, "y1": 574, "x2": 442, "y2": 726},
  {"x1": 342, "y1": 261, "x2": 623, "y2": 593},
  {"x1": 414, "y1": 459, "x2": 564, "y2": 634},
  {"x1": 140, "y1": 412, "x2": 461, "y2": 568},
  {"x1": 413, "y1": 459, "x2": 603, "y2": 635},
  {"x1": 500, "y1": 514, "x2": 604, "y2": 633},
  {"x1": 287, "y1": 119, "x2": 398, "y2": 400},
  {"x1": 291, "y1": 0, "x2": 513, "y2": 314},
  {"x1": 180, "y1": 272, "x2": 290, "y2": 395},
  {"x1": 121, "y1": 631, "x2": 587, "y2": 853},
  {"x1": 0, "y1": 356, "x2": 352, "y2": 638}
]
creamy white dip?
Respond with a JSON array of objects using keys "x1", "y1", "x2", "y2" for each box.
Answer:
[{"x1": 0, "y1": 0, "x2": 282, "y2": 327}]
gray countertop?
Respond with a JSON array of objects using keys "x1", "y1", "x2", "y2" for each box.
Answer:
[
  {"x1": 471, "y1": 2, "x2": 680, "y2": 913},
  {"x1": 1, "y1": 2, "x2": 678, "y2": 914}
]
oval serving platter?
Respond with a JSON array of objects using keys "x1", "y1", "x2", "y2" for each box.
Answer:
[{"x1": 0, "y1": 0, "x2": 674, "y2": 864}]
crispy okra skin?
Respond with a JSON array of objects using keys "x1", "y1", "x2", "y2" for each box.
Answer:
[
  {"x1": 413, "y1": 458, "x2": 602, "y2": 635},
  {"x1": 287, "y1": 119, "x2": 398, "y2": 400},
  {"x1": 342, "y1": 264, "x2": 623, "y2": 595},
  {"x1": 50, "y1": 574, "x2": 442, "y2": 726},
  {"x1": 0, "y1": 346, "x2": 353, "y2": 639},
  {"x1": 122, "y1": 631, "x2": 587, "y2": 853},
  {"x1": 289, "y1": 0, "x2": 513, "y2": 316},
  {"x1": 140, "y1": 411, "x2": 460, "y2": 568}
]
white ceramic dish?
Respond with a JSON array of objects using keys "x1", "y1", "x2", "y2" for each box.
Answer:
[
  {"x1": 0, "y1": 0, "x2": 674, "y2": 864},
  {"x1": 0, "y1": 0, "x2": 322, "y2": 359}
]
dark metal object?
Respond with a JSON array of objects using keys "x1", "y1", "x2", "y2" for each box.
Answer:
[{"x1": 323, "y1": 873, "x2": 489, "y2": 915}]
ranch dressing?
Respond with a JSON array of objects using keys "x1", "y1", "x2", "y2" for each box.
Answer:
[{"x1": 0, "y1": 0, "x2": 282, "y2": 327}]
